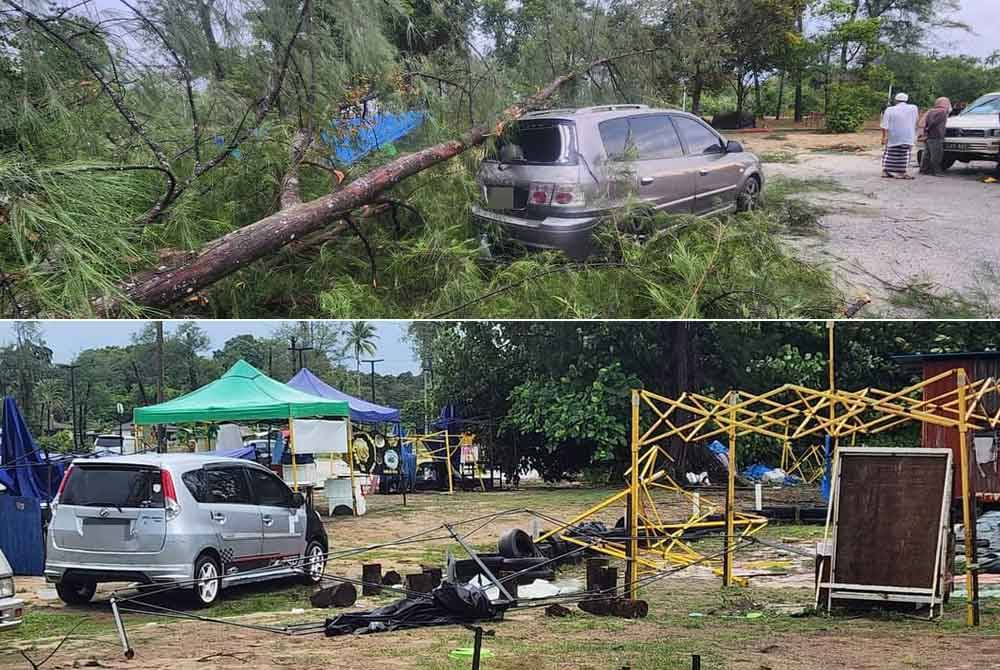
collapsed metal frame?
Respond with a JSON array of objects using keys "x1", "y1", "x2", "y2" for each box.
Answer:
[{"x1": 539, "y1": 365, "x2": 1000, "y2": 626}]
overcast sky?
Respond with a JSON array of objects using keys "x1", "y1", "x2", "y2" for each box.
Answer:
[
  {"x1": 0, "y1": 321, "x2": 421, "y2": 375},
  {"x1": 932, "y1": 1, "x2": 997, "y2": 59},
  {"x1": 79, "y1": 0, "x2": 997, "y2": 59}
]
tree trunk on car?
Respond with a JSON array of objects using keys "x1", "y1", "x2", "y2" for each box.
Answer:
[{"x1": 99, "y1": 49, "x2": 665, "y2": 313}]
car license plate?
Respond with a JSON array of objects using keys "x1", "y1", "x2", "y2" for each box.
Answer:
[
  {"x1": 487, "y1": 186, "x2": 514, "y2": 210},
  {"x1": 944, "y1": 143, "x2": 963, "y2": 150}
]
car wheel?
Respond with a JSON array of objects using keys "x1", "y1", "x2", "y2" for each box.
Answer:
[
  {"x1": 56, "y1": 580, "x2": 96, "y2": 605},
  {"x1": 302, "y1": 540, "x2": 327, "y2": 585},
  {"x1": 737, "y1": 175, "x2": 761, "y2": 212},
  {"x1": 191, "y1": 554, "x2": 221, "y2": 608}
]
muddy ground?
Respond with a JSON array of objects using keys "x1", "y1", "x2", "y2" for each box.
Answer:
[
  {"x1": 739, "y1": 129, "x2": 1000, "y2": 317},
  {"x1": 3, "y1": 485, "x2": 1000, "y2": 670}
]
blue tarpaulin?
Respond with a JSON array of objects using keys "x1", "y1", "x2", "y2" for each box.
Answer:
[
  {"x1": 1, "y1": 396, "x2": 63, "y2": 501},
  {"x1": 212, "y1": 445, "x2": 257, "y2": 461},
  {"x1": 287, "y1": 368, "x2": 401, "y2": 424},
  {"x1": 320, "y1": 110, "x2": 426, "y2": 167}
]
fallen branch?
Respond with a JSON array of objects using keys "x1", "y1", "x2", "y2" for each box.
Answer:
[{"x1": 102, "y1": 48, "x2": 661, "y2": 313}]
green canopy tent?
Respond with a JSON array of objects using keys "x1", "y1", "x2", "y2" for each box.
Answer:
[{"x1": 133, "y1": 359, "x2": 350, "y2": 491}]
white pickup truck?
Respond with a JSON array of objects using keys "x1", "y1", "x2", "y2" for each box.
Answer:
[{"x1": 920, "y1": 92, "x2": 1000, "y2": 171}]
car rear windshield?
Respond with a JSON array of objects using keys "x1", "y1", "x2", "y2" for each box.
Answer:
[
  {"x1": 492, "y1": 120, "x2": 578, "y2": 164},
  {"x1": 60, "y1": 465, "x2": 165, "y2": 508}
]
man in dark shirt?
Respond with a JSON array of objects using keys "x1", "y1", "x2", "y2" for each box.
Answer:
[{"x1": 920, "y1": 97, "x2": 951, "y2": 176}]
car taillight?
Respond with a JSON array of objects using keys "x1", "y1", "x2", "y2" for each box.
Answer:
[
  {"x1": 529, "y1": 182, "x2": 581, "y2": 207},
  {"x1": 51, "y1": 464, "x2": 74, "y2": 510},
  {"x1": 161, "y1": 469, "x2": 181, "y2": 520},
  {"x1": 529, "y1": 183, "x2": 552, "y2": 205}
]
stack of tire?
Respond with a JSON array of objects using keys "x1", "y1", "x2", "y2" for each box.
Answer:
[{"x1": 454, "y1": 529, "x2": 554, "y2": 584}]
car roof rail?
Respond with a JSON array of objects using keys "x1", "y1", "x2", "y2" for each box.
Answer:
[
  {"x1": 520, "y1": 108, "x2": 577, "y2": 118},
  {"x1": 576, "y1": 104, "x2": 650, "y2": 114}
]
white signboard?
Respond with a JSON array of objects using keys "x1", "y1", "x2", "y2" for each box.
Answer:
[{"x1": 291, "y1": 419, "x2": 348, "y2": 454}]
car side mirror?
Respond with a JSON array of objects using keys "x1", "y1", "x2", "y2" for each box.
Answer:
[
  {"x1": 726, "y1": 140, "x2": 744, "y2": 153},
  {"x1": 290, "y1": 492, "x2": 306, "y2": 508}
]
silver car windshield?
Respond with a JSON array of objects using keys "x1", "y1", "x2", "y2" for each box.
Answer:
[{"x1": 962, "y1": 96, "x2": 1000, "y2": 115}]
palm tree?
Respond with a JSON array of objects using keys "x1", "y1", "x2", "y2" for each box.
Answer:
[{"x1": 344, "y1": 322, "x2": 378, "y2": 396}]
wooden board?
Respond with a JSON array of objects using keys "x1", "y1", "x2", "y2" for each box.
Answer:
[
  {"x1": 823, "y1": 447, "x2": 952, "y2": 614},
  {"x1": 834, "y1": 453, "x2": 948, "y2": 588}
]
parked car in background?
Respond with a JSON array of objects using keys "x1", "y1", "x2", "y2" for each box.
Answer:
[
  {"x1": 473, "y1": 104, "x2": 764, "y2": 259},
  {"x1": 918, "y1": 92, "x2": 1000, "y2": 171},
  {"x1": 0, "y1": 549, "x2": 24, "y2": 631},
  {"x1": 45, "y1": 454, "x2": 328, "y2": 607},
  {"x1": 93, "y1": 434, "x2": 136, "y2": 455}
]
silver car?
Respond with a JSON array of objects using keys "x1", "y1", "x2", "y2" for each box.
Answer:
[
  {"x1": 45, "y1": 454, "x2": 328, "y2": 607},
  {"x1": 473, "y1": 104, "x2": 764, "y2": 259}
]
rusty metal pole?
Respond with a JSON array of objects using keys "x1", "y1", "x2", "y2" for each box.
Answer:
[{"x1": 956, "y1": 369, "x2": 980, "y2": 626}]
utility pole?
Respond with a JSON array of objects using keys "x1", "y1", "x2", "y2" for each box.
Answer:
[
  {"x1": 155, "y1": 321, "x2": 165, "y2": 453},
  {"x1": 288, "y1": 337, "x2": 313, "y2": 373},
  {"x1": 58, "y1": 363, "x2": 80, "y2": 450},
  {"x1": 361, "y1": 358, "x2": 383, "y2": 402}
]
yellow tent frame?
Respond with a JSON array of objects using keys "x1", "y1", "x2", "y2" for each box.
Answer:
[{"x1": 541, "y1": 365, "x2": 999, "y2": 626}]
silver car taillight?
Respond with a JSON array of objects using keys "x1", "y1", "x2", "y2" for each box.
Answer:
[
  {"x1": 529, "y1": 182, "x2": 583, "y2": 207},
  {"x1": 161, "y1": 469, "x2": 181, "y2": 521}
]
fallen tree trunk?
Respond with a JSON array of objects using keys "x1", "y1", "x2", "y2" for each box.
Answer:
[{"x1": 104, "y1": 51, "x2": 654, "y2": 313}]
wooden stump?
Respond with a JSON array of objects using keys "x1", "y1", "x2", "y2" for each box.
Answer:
[
  {"x1": 362, "y1": 563, "x2": 382, "y2": 595},
  {"x1": 406, "y1": 572, "x2": 434, "y2": 594},
  {"x1": 611, "y1": 599, "x2": 649, "y2": 619},
  {"x1": 310, "y1": 582, "x2": 358, "y2": 609},
  {"x1": 421, "y1": 565, "x2": 443, "y2": 589},
  {"x1": 586, "y1": 558, "x2": 610, "y2": 592}
]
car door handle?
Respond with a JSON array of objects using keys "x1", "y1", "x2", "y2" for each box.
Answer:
[
  {"x1": 210, "y1": 512, "x2": 226, "y2": 523},
  {"x1": 262, "y1": 515, "x2": 273, "y2": 526},
  {"x1": 639, "y1": 176, "x2": 655, "y2": 185},
  {"x1": 698, "y1": 169, "x2": 710, "y2": 176}
]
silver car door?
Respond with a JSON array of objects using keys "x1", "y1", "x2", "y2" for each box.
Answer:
[
  {"x1": 671, "y1": 116, "x2": 742, "y2": 214},
  {"x1": 193, "y1": 465, "x2": 262, "y2": 571},
  {"x1": 598, "y1": 114, "x2": 695, "y2": 213},
  {"x1": 246, "y1": 466, "x2": 306, "y2": 563}
]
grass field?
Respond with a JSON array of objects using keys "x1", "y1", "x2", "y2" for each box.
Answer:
[{"x1": 3, "y1": 486, "x2": 1000, "y2": 669}]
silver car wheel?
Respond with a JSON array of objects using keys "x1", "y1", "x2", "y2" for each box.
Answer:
[
  {"x1": 307, "y1": 543, "x2": 325, "y2": 582},
  {"x1": 198, "y1": 560, "x2": 219, "y2": 604},
  {"x1": 741, "y1": 177, "x2": 760, "y2": 211}
]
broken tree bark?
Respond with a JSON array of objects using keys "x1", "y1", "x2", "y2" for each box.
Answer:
[{"x1": 104, "y1": 50, "x2": 658, "y2": 313}]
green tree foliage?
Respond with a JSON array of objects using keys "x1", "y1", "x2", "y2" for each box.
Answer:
[
  {"x1": 0, "y1": 0, "x2": 981, "y2": 317},
  {"x1": 415, "y1": 320, "x2": 1000, "y2": 479}
]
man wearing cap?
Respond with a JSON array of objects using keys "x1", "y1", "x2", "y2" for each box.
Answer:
[{"x1": 880, "y1": 92, "x2": 919, "y2": 179}]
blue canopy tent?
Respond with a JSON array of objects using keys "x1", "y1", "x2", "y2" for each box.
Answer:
[
  {"x1": 287, "y1": 369, "x2": 401, "y2": 424},
  {"x1": 0, "y1": 396, "x2": 63, "y2": 501},
  {"x1": 0, "y1": 396, "x2": 62, "y2": 575},
  {"x1": 288, "y1": 368, "x2": 406, "y2": 494}
]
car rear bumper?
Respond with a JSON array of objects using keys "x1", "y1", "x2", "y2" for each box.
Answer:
[
  {"x1": 0, "y1": 596, "x2": 24, "y2": 630},
  {"x1": 45, "y1": 559, "x2": 193, "y2": 585},
  {"x1": 472, "y1": 205, "x2": 600, "y2": 257}
]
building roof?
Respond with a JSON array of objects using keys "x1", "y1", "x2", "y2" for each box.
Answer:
[{"x1": 892, "y1": 351, "x2": 1000, "y2": 365}]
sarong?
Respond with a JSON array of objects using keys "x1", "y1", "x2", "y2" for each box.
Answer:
[{"x1": 882, "y1": 144, "x2": 911, "y2": 175}]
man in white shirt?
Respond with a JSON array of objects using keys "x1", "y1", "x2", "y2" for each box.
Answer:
[{"x1": 880, "y1": 92, "x2": 919, "y2": 179}]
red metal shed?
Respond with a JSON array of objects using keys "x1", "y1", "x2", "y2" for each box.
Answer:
[{"x1": 893, "y1": 352, "x2": 1000, "y2": 501}]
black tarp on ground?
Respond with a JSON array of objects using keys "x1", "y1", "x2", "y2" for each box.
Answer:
[{"x1": 325, "y1": 582, "x2": 502, "y2": 636}]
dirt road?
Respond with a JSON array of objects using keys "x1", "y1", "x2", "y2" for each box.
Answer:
[{"x1": 742, "y1": 130, "x2": 1000, "y2": 316}]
